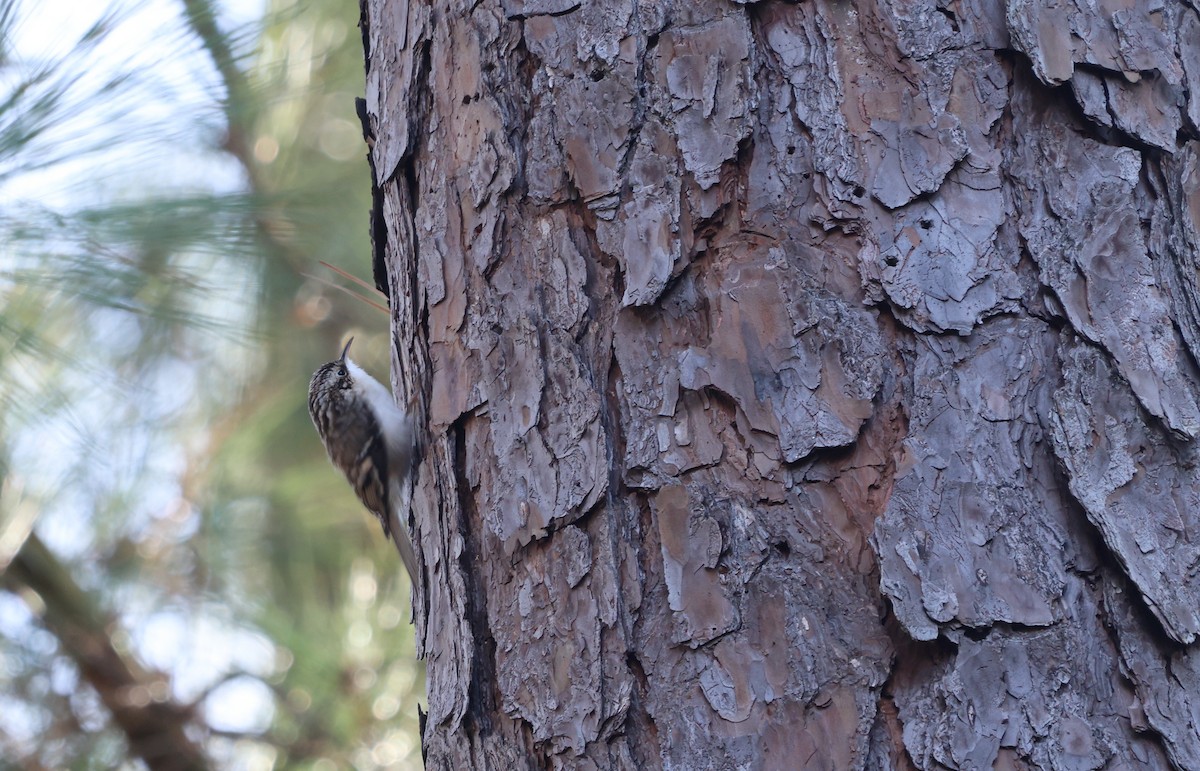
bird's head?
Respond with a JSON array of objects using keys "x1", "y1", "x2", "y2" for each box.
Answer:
[{"x1": 309, "y1": 337, "x2": 356, "y2": 396}]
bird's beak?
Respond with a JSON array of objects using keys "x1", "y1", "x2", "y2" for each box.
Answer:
[{"x1": 339, "y1": 337, "x2": 354, "y2": 362}]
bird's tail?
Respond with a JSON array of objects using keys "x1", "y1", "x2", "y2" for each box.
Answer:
[{"x1": 388, "y1": 477, "x2": 419, "y2": 587}]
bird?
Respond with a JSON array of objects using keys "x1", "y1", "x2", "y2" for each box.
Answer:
[{"x1": 307, "y1": 337, "x2": 418, "y2": 584}]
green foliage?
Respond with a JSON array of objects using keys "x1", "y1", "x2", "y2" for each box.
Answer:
[{"x1": 0, "y1": 0, "x2": 423, "y2": 767}]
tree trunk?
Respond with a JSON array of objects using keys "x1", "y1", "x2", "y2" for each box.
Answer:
[{"x1": 359, "y1": 0, "x2": 1200, "y2": 767}]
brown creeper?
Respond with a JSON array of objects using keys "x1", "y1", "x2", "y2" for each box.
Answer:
[{"x1": 308, "y1": 338, "x2": 418, "y2": 583}]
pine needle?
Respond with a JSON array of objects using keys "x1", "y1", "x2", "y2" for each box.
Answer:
[
  {"x1": 318, "y1": 260, "x2": 386, "y2": 298},
  {"x1": 302, "y1": 270, "x2": 389, "y2": 315}
]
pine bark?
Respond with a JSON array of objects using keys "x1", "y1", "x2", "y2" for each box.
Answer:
[{"x1": 360, "y1": 0, "x2": 1200, "y2": 767}]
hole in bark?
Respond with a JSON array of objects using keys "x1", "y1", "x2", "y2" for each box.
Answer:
[
  {"x1": 786, "y1": 145, "x2": 796, "y2": 155},
  {"x1": 589, "y1": 66, "x2": 606, "y2": 82},
  {"x1": 771, "y1": 539, "x2": 791, "y2": 557},
  {"x1": 852, "y1": 185, "x2": 865, "y2": 198},
  {"x1": 964, "y1": 626, "x2": 990, "y2": 641},
  {"x1": 884, "y1": 255, "x2": 899, "y2": 267},
  {"x1": 934, "y1": 4, "x2": 960, "y2": 33},
  {"x1": 919, "y1": 218, "x2": 934, "y2": 230}
]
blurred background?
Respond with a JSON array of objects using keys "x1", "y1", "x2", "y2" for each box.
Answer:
[{"x1": 0, "y1": 0, "x2": 423, "y2": 768}]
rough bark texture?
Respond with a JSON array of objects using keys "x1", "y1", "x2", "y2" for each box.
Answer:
[{"x1": 360, "y1": 0, "x2": 1200, "y2": 767}]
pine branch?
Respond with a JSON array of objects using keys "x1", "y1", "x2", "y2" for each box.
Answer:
[{"x1": 2, "y1": 535, "x2": 210, "y2": 771}]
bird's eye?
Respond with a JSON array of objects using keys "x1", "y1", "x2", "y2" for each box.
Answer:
[{"x1": 337, "y1": 368, "x2": 347, "y2": 377}]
